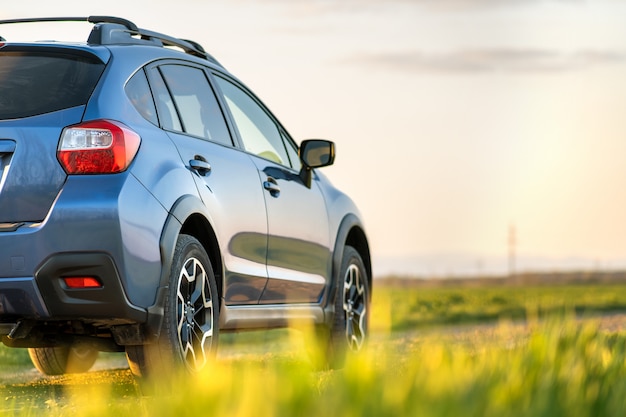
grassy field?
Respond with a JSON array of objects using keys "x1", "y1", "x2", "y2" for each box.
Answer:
[
  {"x1": 378, "y1": 282, "x2": 626, "y2": 330},
  {"x1": 3, "y1": 279, "x2": 626, "y2": 416}
]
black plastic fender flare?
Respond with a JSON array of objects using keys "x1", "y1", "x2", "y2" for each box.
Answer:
[
  {"x1": 322, "y1": 213, "x2": 369, "y2": 324},
  {"x1": 144, "y1": 194, "x2": 214, "y2": 340}
]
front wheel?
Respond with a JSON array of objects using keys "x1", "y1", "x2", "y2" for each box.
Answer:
[
  {"x1": 316, "y1": 245, "x2": 370, "y2": 369},
  {"x1": 126, "y1": 234, "x2": 219, "y2": 377}
]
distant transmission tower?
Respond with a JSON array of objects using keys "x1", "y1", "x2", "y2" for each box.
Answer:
[{"x1": 508, "y1": 223, "x2": 516, "y2": 278}]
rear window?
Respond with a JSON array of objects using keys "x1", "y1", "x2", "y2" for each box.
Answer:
[{"x1": 0, "y1": 51, "x2": 105, "y2": 120}]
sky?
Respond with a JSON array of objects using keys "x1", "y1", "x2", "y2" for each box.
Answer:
[{"x1": 2, "y1": 0, "x2": 626, "y2": 277}]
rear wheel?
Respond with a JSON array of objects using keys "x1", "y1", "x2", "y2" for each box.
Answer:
[
  {"x1": 126, "y1": 234, "x2": 219, "y2": 377},
  {"x1": 315, "y1": 245, "x2": 370, "y2": 369},
  {"x1": 28, "y1": 344, "x2": 99, "y2": 376}
]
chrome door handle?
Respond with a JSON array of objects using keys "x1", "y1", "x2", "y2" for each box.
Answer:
[
  {"x1": 263, "y1": 177, "x2": 280, "y2": 196},
  {"x1": 189, "y1": 159, "x2": 211, "y2": 176}
]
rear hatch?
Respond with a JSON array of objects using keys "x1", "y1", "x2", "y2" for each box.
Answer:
[{"x1": 0, "y1": 45, "x2": 106, "y2": 224}]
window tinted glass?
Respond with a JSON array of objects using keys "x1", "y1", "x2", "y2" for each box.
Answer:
[
  {"x1": 159, "y1": 65, "x2": 232, "y2": 146},
  {"x1": 0, "y1": 51, "x2": 104, "y2": 120},
  {"x1": 214, "y1": 77, "x2": 291, "y2": 167},
  {"x1": 125, "y1": 70, "x2": 158, "y2": 125},
  {"x1": 149, "y1": 69, "x2": 182, "y2": 131}
]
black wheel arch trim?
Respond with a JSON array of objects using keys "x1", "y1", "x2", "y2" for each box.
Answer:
[
  {"x1": 145, "y1": 194, "x2": 218, "y2": 341},
  {"x1": 322, "y1": 213, "x2": 372, "y2": 324}
]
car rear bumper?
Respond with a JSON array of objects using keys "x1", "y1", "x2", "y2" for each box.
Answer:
[
  {"x1": 0, "y1": 252, "x2": 147, "y2": 323},
  {"x1": 0, "y1": 277, "x2": 49, "y2": 317},
  {"x1": 35, "y1": 252, "x2": 147, "y2": 322}
]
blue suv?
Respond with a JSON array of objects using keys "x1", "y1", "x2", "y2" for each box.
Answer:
[{"x1": 0, "y1": 16, "x2": 371, "y2": 376}]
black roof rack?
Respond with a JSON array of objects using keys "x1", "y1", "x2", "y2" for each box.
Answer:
[
  {"x1": 0, "y1": 16, "x2": 221, "y2": 66},
  {"x1": 0, "y1": 16, "x2": 138, "y2": 31}
]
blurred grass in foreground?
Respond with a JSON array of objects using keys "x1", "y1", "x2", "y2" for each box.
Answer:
[
  {"x1": 3, "y1": 283, "x2": 626, "y2": 416},
  {"x1": 7, "y1": 319, "x2": 626, "y2": 417}
]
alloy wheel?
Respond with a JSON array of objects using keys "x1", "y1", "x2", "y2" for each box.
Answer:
[
  {"x1": 176, "y1": 256, "x2": 214, "y2": 371},
  {"x1": 342, "y1": 263, "x2": 367, "y2": 351}
]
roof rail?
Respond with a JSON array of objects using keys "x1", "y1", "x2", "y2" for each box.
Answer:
[
  {"x1": 0, "y1": 16, "x2": 137, "y2": 31},
  {"x1": 0, "y1": 16, "x2": 221, "y2": 66}
]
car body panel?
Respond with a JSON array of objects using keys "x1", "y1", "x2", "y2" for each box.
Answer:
[
  {"x1": 165, "y1": 130, "x2": 270, "y2": 305},
  {"x1": 0, "y1": 107, "x2": 84, "y2": 223},
  {"x1": 252, "y1": 158, "x2": 331, "y2": 304}
]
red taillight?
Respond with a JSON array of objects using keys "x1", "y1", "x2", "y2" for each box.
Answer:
[
  {"x1": 63, "y1": 276, "x2": 103, "y2": 289},
  {"x1": 57, "y1": 120, "x2": 141, "y2": 174}
]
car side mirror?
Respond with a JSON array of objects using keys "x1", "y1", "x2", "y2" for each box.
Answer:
[{"x1": 299, "y1": 139, "x2": 335, "y2": 188}]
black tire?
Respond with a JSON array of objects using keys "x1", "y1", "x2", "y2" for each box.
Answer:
[
  {"x1": 28, "y1": 345, "x2": 99, "y2": 376},
  {"x1": 126, "y1": 234, "x2": 219, "y2": 377},
  {"x1": 316, "y1": 245, "x2": 370, "y2": 369}
]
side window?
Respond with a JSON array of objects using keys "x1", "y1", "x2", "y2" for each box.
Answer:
[
  {"x1": 158, "y1": 65, "x2": 232, "y2": 146},
  {"x1": 214, "y1": 76, "x2": 292, "y2": 167},
  {"x1": 149, "y1": 69, "x2": 182, "y2": 131},
  {"x1": 125, "y1": 69, "x2": 158, "y2": 125}
]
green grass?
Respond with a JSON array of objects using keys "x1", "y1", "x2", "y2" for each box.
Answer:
[
  {"x1": 0, "y1": 344, "x2": 30, "y2": 367},
  {"x1": 3, "y1": 282, "x2": 626, "y2": 416},
  {"x1": 377, "y1": 284, "x2": 626, "y2": 330}
]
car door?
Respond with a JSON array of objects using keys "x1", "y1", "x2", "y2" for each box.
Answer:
[
  {"x1": 212, "y1": 75, "x2": 332, "y2": 304},
  {"x1": 146, "y1": 63, "x2": 269, "y2": 305}
]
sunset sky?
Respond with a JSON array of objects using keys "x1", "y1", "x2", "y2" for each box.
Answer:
[{"x1": 2, "y1": 0, "x2": 626, "y2": 276}]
